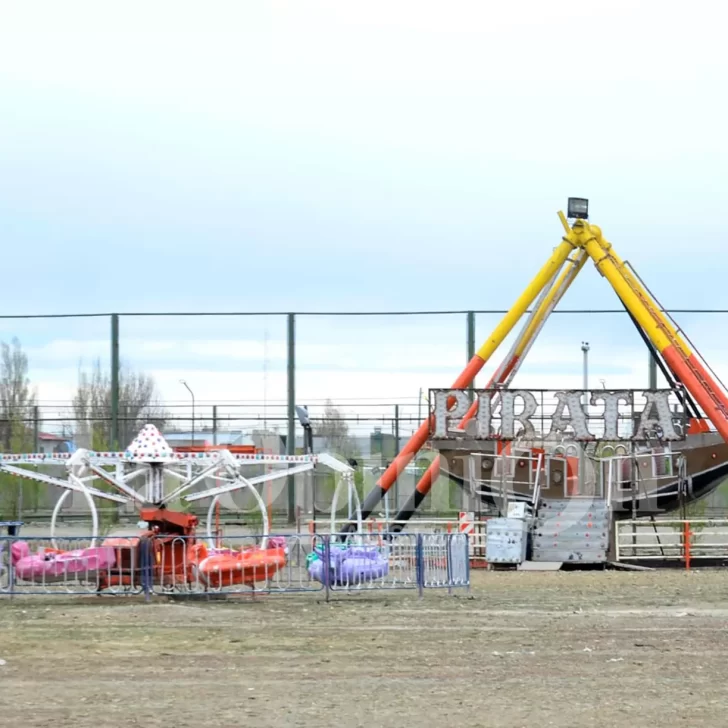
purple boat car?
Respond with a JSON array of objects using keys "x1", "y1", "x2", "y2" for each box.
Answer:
[{"x1": 308, "y1": 545, "x2": 389, "y2": 586}]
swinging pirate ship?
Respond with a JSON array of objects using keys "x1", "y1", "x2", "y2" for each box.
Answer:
[{"x1": 345, "y1": 199, "x2": 728, "y2": 561}]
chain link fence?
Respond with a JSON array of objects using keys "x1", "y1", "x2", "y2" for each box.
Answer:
[{"x1": 0, "y1": 402, "x2": 476, "y2": 523}]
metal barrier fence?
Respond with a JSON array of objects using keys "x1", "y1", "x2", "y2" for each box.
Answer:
[
  {"x1": 615, "y1": 519, "x2": 728, "y2": 566},
  {"x1": 0, "y1": 532, "x2": 469, "y2": 599}
]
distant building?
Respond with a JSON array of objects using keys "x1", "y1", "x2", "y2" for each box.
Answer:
[
  {"x1": 370, "y1": 427, "x2": 396, "y2": 460},
  {"x1": 37, "y1": 432, "x2": 72, "y2": 454},
  {"x1": 164, "y1": 427, "x2": 403, "y2": 465},
  {"x1": 163, "y1": 429, "x2": 256, "y2": 448}
]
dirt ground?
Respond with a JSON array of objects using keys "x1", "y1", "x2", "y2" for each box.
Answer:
[{"x1": 1, "y1": 569, "x2": 728, "y2": 727}]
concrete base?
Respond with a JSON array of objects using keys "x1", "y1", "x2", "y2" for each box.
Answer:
[
  {"x1": 606, "y1": 561, "x2": 655, "y2": 571},
  {"x1": 517, "y1": 561, "x2": 563, "y2": 571}
]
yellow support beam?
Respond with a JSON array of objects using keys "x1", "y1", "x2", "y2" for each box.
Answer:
[
  {"x1": 475, "y1": 236, "x2": 578, "y2": 361},
  {"x1": 350, "y1": 226, "x2": 582, "y2": 527},
  {"x1": 593, "y1": 235, "x2": 691, "y2": 356},
  {"x1": 582, "y1": 232, "x2": 673, "y2": 352},
  {"x1": 581, "y1": 222, "x2": 728, "y2": 440},
  {"x1": 515, "y1": 249, "x2": 589, "y2": 357}
]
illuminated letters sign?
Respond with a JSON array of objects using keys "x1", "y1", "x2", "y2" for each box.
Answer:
[{"x1": 429, "y1": 388, "x2": 686, "y2": 442}]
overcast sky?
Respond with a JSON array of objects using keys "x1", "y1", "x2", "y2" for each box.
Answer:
[{"x1": 0, "y1": 0, "x2": 726, "y2": 426}]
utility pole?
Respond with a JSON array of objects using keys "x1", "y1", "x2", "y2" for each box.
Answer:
[
  {"x1": 466, "y1": 311, "x2": 476, "y2": 401},
  {"x1": 180, "y1": 380, "x2": 195, "y2": 446}
]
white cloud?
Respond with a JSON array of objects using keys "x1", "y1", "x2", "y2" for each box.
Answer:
[{"x1": 1, "y1": 0, "x2": 726, "y2": 422}]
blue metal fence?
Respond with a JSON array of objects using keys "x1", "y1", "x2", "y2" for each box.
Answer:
[{"x1": 0, "y1": 532, "x2": 469, "y2": 599}]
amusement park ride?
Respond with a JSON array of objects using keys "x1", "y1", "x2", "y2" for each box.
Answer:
[
  {"x1": 3, "y1": 199, "x2": 728, "y2": 572},
  {"x1": 0, "y1": 424, "x2": 355, "y2": 588},
  {"x1": 345, "y1": 199, "x2": 728, "y2": 541}
]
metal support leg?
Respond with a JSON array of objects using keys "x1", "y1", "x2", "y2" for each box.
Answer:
[{"x1": 286, "y1": 313, "x2": 296, "y2": 524}]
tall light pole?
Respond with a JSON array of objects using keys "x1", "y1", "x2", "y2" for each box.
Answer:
[{"x1": 180, "y1": 380, "x2": 195, "y2": 447}]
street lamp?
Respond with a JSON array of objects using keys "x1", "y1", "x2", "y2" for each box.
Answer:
[
  {"x1": 581, "y1": 342, "x2": 590, "y2": 392},
  {"x1": 180, "y1": 380, "x2": 195, "y2": 447}
]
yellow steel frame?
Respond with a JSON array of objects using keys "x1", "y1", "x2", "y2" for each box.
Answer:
[{"x1": 354, "y1": 209, "x2": 728, "y2": 527}]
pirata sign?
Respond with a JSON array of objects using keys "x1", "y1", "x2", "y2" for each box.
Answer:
[{"x1": 429, "y1": 388, "x2": 687, "y2": 442}]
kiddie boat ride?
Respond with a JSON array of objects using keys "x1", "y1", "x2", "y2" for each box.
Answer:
[
  {"x1": 11, "y1": 542, "x2": 116, "y2": 583},
  {"x1": 306, "y1": 542, "x2": 389, "y2": 586},
  {"x1": 0, "y1": 424, "x2": 354, "y2": 590},
  {"x1": 188, "y1": 536, "x2": 289, "y2": 588}
]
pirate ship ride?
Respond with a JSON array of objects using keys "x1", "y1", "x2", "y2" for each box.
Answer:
[
  {"x1": 345, "y1": 200, "x2": 728, "y2": 534},
  {"x1": 429, "y1": 394, "x2": 728, "y2": 520}
]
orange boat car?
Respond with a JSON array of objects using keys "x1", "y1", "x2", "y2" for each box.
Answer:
[
  {"x1": 95, "y1": 509, "x2": 288, "y2": 590},
  {"x1": 97, "y1": 509, "x2": 200, "y2": 590},
  {"x1": 189, "y1": 537, "x2": 288, "y2": 588}
]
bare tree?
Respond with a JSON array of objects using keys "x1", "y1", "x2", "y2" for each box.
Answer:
[
  {"x1": 73, "y1": 359, "x2": 167, "y2": 449},
  {"x1": 314, "y1": 399, "x2": 356, "y2": 456},
  {"x1": 0, "y1": 338, "x2": 37, "y2": 518},
  {"x1": 0, "y1": 338, "x2": 36, "y2": 451}
]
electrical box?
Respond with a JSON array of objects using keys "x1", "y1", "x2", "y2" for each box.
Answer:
[
  {"x1": 486, "y1": 517, "x2": 529, "y2": 564},
  {"x1": 507, "y1": 501, "x2": 528, "y2": 519}
]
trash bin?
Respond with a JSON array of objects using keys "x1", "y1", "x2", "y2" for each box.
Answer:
[{"x1": 0, "y1": 521, "x2": 23, "y2": 537}]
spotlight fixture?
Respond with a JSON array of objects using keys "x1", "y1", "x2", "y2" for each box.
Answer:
[{"x1": 567, "y1": 197, "x2": 589, "y2": 220}]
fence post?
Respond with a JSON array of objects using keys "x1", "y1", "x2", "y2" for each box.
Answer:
[
  {"x1": 6, "y1": 534, "x2": 17, "y2": 597},
  {"x1": 447, "y1": 534, "x2": 454, "y2": 595},
  {"x1": 212, "y1": 405, "x2": 218, "y2": 446},
  {"x1": 323, "y1": 534, "x2": 331, "y2": 603},
  {"x1": 110, "y1": 314, "x2": 120, "y2": 449},
  {"x1": 417, "y1": 533, "x2": 424, "y2": 599},
  {"x1": 465, "y1": 533, "x2": 471, "y2": 593},
  {"x1": 33, "y1": 405, "x2": 39, "y2": 452},
  {"x1": 684, "y1": 520, "x2": 691, "y2": 571},
  {"x1": 141, "y1": 536, "x2": 153, "y2": 602},
  {"x1": 286, "y1": 312, "x2": 296, "y2": 524}
]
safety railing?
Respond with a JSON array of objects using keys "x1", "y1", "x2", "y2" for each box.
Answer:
[
  {"x1": 602, "y1": 447, "x2": 685, "y2": 501},
  {"x1": 0, "y1": 535, "x2": 147, "y2": 596},
  {"x1": 320, "y1": 518, "x2": 467, "y2": 534},
  {"x1": 322, "y1": 517, "x2": 489, "y2": 568},
  {"x1": 421, "y1": 533, "x2": 470, "y2": 590},
  {"x1": 325, "y1": 532, "x2": 419, "y2": 592},
  {"x1": 152, "y1": 534, "x2": 323, "y2": 596},
  {"x1": 615, "y1": 519, "x2": 728, "y2": 568},
  {"x1": 0, "y1": 532, "x2": 470, "y2": 598}
]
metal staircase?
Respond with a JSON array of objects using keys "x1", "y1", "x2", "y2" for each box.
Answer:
[{"x1": 531, "y1": 498, "x2": 609, "y2": 563}]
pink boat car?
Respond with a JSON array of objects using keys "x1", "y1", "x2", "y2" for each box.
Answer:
[{"x1": 11, "y1": 542, "x2": 116, "y2": 583}]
